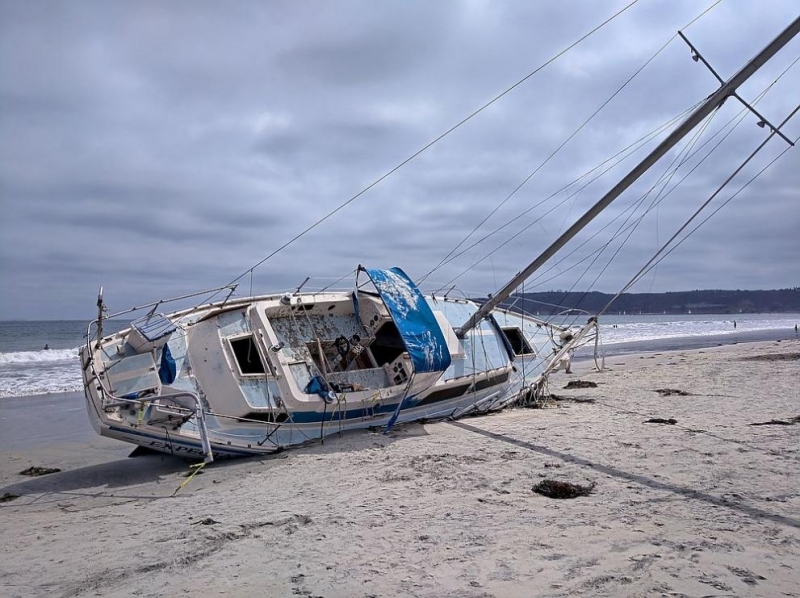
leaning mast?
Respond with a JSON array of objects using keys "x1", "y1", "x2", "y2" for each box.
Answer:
[{"x1": 456, "y1": 16, "x2": 800, "y2": 337}]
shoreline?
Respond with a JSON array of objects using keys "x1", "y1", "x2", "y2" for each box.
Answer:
[
  {"x1": 2, "y1": 340, "x2": 799, "y2": 596},
  {"x1": 575, "y1": 326, "x2": 799, "y2": 360},
  {"x1": 2, "y1": 327, "x2": 797, "y2": 401}
]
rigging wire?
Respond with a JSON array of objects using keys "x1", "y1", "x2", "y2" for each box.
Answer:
[
  {"x1": 532, "y1": 100, "x2": 761, "y2": 325},
  {"x1": 420, "y1": 0, "x2": 723, "y2": 285},
  {"x1": 554, "y1": 108, "x2": 722, "y2": 328},
  {"x1": 521, "y1": 53, "x2": 799, "y2": 298},
  {"x1": 478, "y1": 51, "x2": 799, "y2": 323},
  {"x1": 599, "y1": 107, "x2": 800, "y2": 316},
  {"x1": 522, "y1": 110, "x2": 739, "y2": 294},
  {"x1": 553, "y1": 55, "x2": 800, "y2": 318},
  {"x1": 430, "y1": 91, "x2": 748, "y2": 298},
  {"x1": 428, "y1": 100, "x2": 703, "y2": 293},
  {"x1": 199, "y1": 0, "x2": 644, "y2": 307},
  {"x1": 319, "y1": 269, "x2": 358, "y2": 292}
]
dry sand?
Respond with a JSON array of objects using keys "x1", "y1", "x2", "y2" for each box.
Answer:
[{"x1": 1, "y1": 339, "x2": 799, "y2": 597}]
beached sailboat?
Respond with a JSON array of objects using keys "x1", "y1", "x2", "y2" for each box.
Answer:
[
  {"x1": 79, "y1": 15, "x2": 798, "y2": 462},
  {"x1": 81, "y1": 268, "x2": 597, "y2": 461}
]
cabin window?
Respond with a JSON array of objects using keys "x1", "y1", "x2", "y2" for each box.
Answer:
[
  {"x1": 502, "y1": 327, "x2": 534, "y2": 356},
  {"x1": 229, "y1": 336, "x2": 267, "y2": 375}
]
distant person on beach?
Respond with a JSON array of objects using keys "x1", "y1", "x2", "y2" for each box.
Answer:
[
  {"x1": 733, "y1": 320, "x2": 737, "y2": 328},
  {"x1": 795, "y1": 324, "x2": 798, "y2": 333},
  {"x1": 43, "y1": 344, "x2": 49, "y2": 350}
]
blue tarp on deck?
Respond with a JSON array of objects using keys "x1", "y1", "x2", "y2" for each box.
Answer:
[{"x1": 361, "y1": 267, "x2": 451, "y2": 374}]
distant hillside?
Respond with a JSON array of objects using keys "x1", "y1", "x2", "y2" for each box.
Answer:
[{"x1": 500, "y1": 288, "x2": 800, "y2": 315}]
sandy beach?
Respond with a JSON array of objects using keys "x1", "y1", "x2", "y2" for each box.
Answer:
[{"x1": 1, "y1": 339, "x2": 799, "y2": 597}]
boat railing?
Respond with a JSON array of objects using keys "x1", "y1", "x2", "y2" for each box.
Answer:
[
  {"x1": 86, "y1": 283, "x2": 239, "y2": 349},
  {"x1": 105, "y1": 284, "x2": 239, "y2": 321},
  {"x1": 81, "y1": 313, "x2": 214, "y2": 461}
]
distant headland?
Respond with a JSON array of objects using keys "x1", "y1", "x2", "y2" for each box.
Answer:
[{"x1": 502, "y1": 288, "x2": 800, "y2": 315}]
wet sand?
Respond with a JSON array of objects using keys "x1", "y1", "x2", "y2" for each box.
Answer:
[{"x1": 1, "y1": 339, "x2": 799, "y2": 597}]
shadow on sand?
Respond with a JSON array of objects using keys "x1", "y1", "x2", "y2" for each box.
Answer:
[
  {"x1": 0, "y1": 454, "x2": 194, "y2": 501},
  {"x1": 451, "y1": 420, "x2": 800, "y2": 530},
  {"x1": 0, "y1": 422, "x2": 429, "y2": 503}
]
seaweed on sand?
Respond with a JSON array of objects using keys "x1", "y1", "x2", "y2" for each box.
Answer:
[
  {"x1": 644, "y1": 418, "x2": 677, "y2": 425},
  {"x1": 19, "y1": 466, "x2": 61, "y2": 477},
  {"x1": 564, "y1": 380, "x2": 598, "y2": 389},
  {"x1": 655, "y1": 388, "x2": 690, "y2": 396},
  {"x1": 740, "y1": 353, "x2": 800, "y2": 362},
  {"x1": 749, "y1": 415, "x2": 800, "y2": 426},
  {"x1": 533, "y1": 479, "x2": 595, "y2": 499}
]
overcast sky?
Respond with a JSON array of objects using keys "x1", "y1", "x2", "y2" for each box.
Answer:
[{"x1": 1, "y1": 1, "x2": 798, "y2": 320}]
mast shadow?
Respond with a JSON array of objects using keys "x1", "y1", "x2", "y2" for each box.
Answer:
[
  {"x1": 450, "y1": 421, "x2": 800, "y2": 530},
  {"x1": 0, "y1": 423, "x2": 429, "y2": 503}
]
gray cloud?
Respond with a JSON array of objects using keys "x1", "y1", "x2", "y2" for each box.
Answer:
[{"x1": 1, "y1": 0, "x2": 799, "y2": 319}]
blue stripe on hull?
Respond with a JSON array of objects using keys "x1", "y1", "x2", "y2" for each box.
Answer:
[
  {"x1": 285, "y1": 381, "x2": 511, "y2": 423},
  {"x1": 283, "y1": 401, "x2": 399, "y2": 423},
  {"x1": 104, "y1": 381, "x2": 517, "y2": 459}
]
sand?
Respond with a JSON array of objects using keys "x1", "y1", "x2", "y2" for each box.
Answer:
[{"x1": 1, "y1": 339, "x2": 799, "y2": 597}]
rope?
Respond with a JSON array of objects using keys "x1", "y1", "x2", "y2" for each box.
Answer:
[
  {"x1": 163, "y1": 427, "x2": 174, "y2": 458},
  {"x1": 384, "y1": 373, "x2": 417, "y2": 434},
  {"x1": 279, "y1": 302, "x2": 338, "y2": 446},
  {"x1": 172, "y1": 462, "x2": 206, "y2": 497}
]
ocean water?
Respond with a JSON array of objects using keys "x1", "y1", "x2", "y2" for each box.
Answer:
[
  {"x1": 0, "y1": 314, "x2": 798, "y2": 398},
  {"x1": 579, "y1": 312, "x2": 800, "y2": 345},
  {"x1": 0, "y1": 320, "x2": 129, "y2": 398}
]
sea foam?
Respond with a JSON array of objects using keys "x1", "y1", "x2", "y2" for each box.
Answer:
[{"x1": 0, "y1": 348, "x2": 78, "y2": 365}]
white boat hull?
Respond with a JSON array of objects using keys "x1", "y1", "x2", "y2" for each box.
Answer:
[{"x1": 81, "y1": 274, "x2": 597, "y2": 462}]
